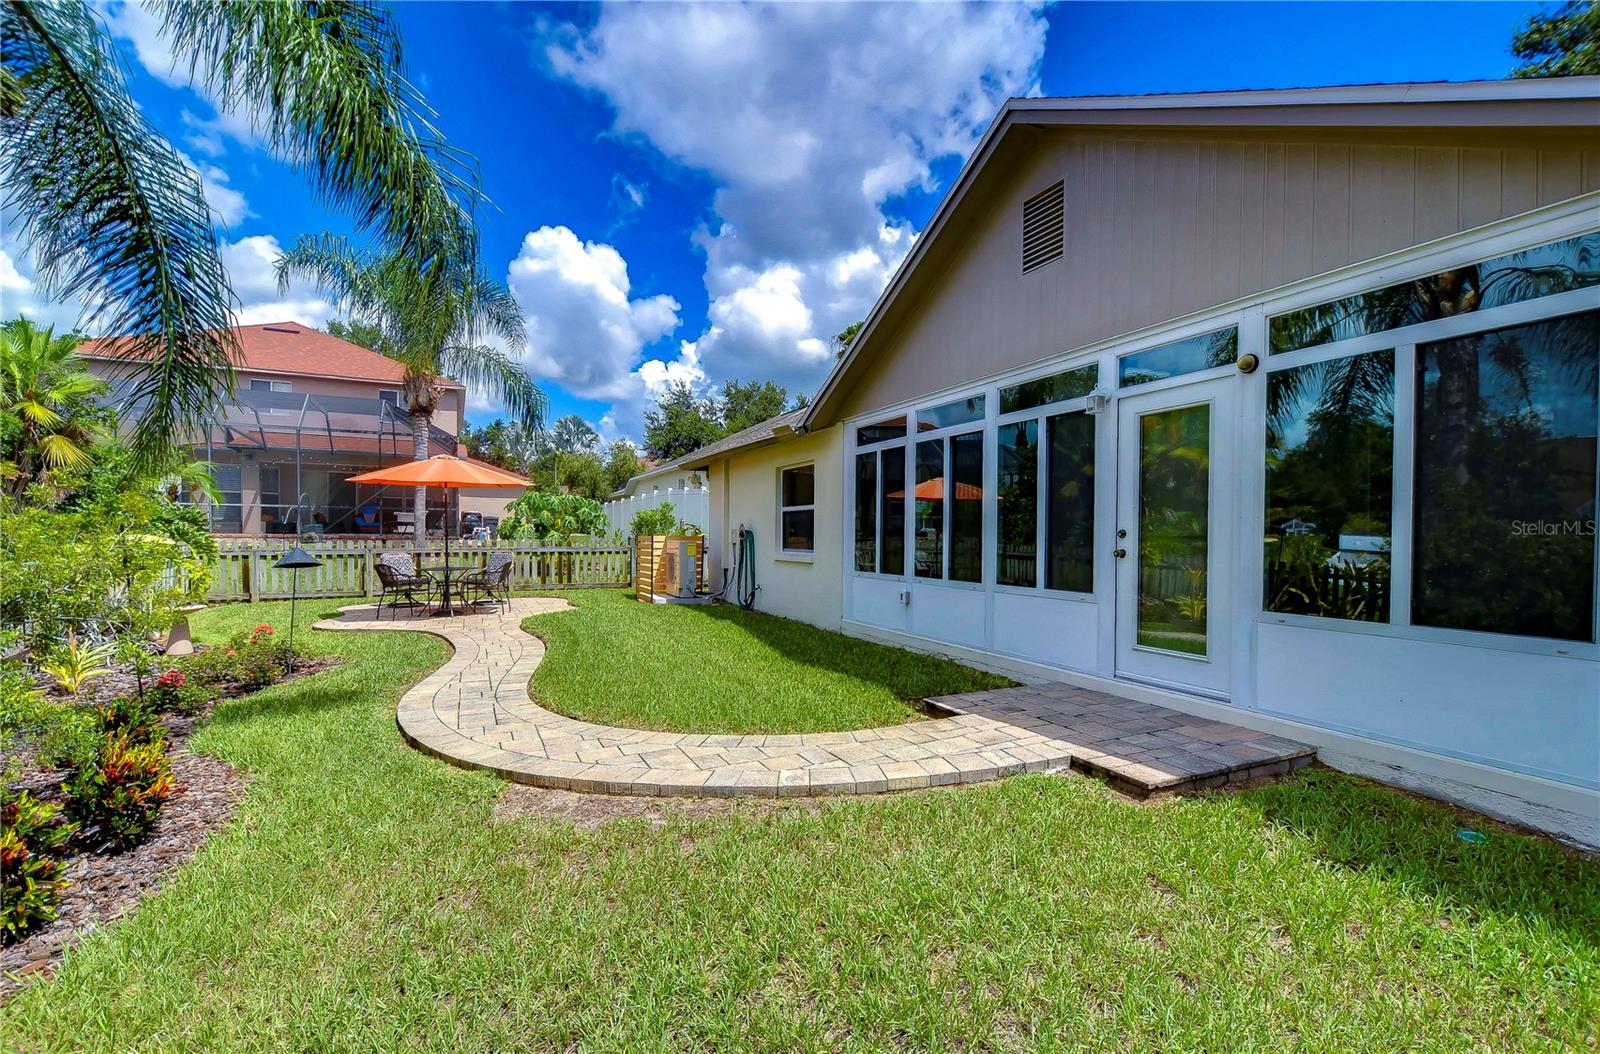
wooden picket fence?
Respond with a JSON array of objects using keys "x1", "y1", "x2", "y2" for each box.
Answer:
[{"x1": 205, "y1": 538, "x2": 631, "y2": 601}]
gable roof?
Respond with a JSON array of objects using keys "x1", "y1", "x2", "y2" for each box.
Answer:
[
  {"x1": 805, "y1": 76, "x2": 1600, "y2": 427},
  {"x1": 613, "y1": 407, "x2": 808, "y2": 496},
  {"x1": 78, "y1": 322, "x2": 463, "y2": 389}
]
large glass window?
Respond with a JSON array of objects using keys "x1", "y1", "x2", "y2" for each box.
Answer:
[
  {"x1": 854, "y1": 453, "x2": 877, "y2": 572},
  {"x1": 1119, "y1": 327, "x2": 1239, "y2": 387},
  {"x1": 997, "y1": 421, "x2": 1038, "y2": 586},
  {"x1": 856, "y1": 414, "x2": 907, "y2": 445},
  {"x1": 1413, "y1": 311, "x2": 1598, "y2": 642},
  {"x1": 950, "y1": 431, "x2": 984, "y2": 582},
  {"x1": 1001, "y1": 364, "x2": 1097, "y2": 414},
  {"x1": 882, "y1": 447, "x2": 906, "y2": 576},
  {"x1": 1271, "y1": 233, "x2": 1600, "y2": 354},
  {"x1": 914, "y1": 439, "x2": 944, "y2": 578},
  {"x1": 778, "y1": 464, "x2": 815, "y2": 554},
  {"x1": 1264, "y1": 350, "x2": 1395, "y2": 622},
  {"x1": 917, "y1": 395, "x2": 985, "y2": 431},
  {"x1": 1046, "y1": 412, "x2": 1096, "y2": 593}
]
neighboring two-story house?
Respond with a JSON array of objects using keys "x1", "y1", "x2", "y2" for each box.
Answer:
[{"x1": 79, "y1": 322, "x2": 520, "y2": 536}]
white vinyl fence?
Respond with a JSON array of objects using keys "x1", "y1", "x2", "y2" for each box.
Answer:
[
  {"x1": 603, "y1": 486, "x2": 710, "y2": 537},
  {"x1": 205, "y1": 538, "x2": 630, "y2": 601}
]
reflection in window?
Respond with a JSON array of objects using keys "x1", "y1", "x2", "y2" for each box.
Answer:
[
  {"x1": 1413, "y1": 312, "x2": 1598, "y2": 642},
  {"x1": 914, "y1": 439, "x2": 944, "y2": 578},
  {"x1": 950, "y1": 431, "x2": 984, "y2": 582},
  {"x1": 918, "y1": 395, "x2": 985, "y2": 430},
  {"x1": 1001, "y1": 364, "x2": 1097, "y2": 414},
  {"x1": 1271, "y1": 233, "x2": 1600, "y2": 354},
  {"x1": 1047, "y1": 412, "x2": 1096, "y2": 593},
  {"x1": 1137, "y1": 405, "x2": 1210, "y2": 655},
  {"x1": 997, "y1": 421, "x2": 1038, "y2": 586},
  {"x1": 856, "y1": 414, "x2": 907, "y2": 445},
  {"x1": 1264, "y1": 350, "x2": 1394, "y2": 622},
  {"x1": 854, "y1": 453, "x2": 877, "y2": 572},
  {"x1": 1119, "y1": 327, "x2": 1239, "y2": 387},
  {"x1": 882, "y1": 446, "x2": 906, "y2": 575}
]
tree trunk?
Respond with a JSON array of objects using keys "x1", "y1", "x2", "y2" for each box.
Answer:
[{"x1": 412, "y1": 410, "x2": 430, "y2": 546}]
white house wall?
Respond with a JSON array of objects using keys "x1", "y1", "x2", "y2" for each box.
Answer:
[{"x1": 710, "y1": 428, "x2": 844, "y2": 630}]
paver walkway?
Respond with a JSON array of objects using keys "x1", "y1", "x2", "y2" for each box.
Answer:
[{"x1": 315, "y1": 598, "x2": 1311, "y2": 798}]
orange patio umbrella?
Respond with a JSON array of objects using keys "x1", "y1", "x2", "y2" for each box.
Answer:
[
  {"x1": 887, "y1": 478, "x2": 984, "y2": 502},
  {"x1": 346, "y1": 454, "x2": 530, "y2": 567}
]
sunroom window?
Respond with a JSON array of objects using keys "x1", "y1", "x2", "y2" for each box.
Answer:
[
  {"x1": 1412, "y1": 311, "x2": 1597, "y2": 642},
  {"x1": 1264, "y1": 349, "x2": 1394, "y2": 622}
]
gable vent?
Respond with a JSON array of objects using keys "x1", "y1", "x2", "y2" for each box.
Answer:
[{"x1": 1021, "y1": 180, "x2": 1065, "y2": 274}]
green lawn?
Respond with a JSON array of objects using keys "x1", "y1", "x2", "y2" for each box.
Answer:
[
  {"x1": 3, "y1": 598, "x2": 1597, "y2": 1052},
  {"x1": 520, "y1": 588, "x2": 1011, "y2": 734}
]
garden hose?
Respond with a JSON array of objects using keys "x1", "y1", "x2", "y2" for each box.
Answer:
[{"x1": 736, "y1": 527, "x2": 758, "y2": 609}]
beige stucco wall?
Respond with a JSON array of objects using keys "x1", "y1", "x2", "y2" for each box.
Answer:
[
  {"x1": 708, "y1": 427, "x2": 843, "y2": 630},
  {"x1": 458, "y1": 488, "x2": 522, "y2": 526},
  {"x1": 839, "y1": 127, "x2": 1600, "y2": 421}
]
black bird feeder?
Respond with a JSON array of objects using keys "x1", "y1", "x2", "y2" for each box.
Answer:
[{"x1": 274, "y1": 546, "x2": 322, "y2": 675}]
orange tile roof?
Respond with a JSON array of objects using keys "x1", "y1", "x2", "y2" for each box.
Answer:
[{"x1": 78, "y1": 322, "x2": 462, "y2": 389}]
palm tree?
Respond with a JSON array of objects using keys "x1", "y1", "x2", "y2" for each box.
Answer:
[
  {"x1": 549, "y1": 414, "x2": 599, "y2": 492},
  {"x1": 275, "y1": 234, "x2": 545, "y2": 537},
  {"x1": 0, "y1": 319, "x2": 109, "y2": 497},
  {"x1": 1, "y1": 1, "x2": 484, "y2": 463}
]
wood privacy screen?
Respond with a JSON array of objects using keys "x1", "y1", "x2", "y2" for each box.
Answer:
[
  {"x1": 203, "y1": 538, "x2": 631, "y2": 601},
  {"x1": 634, "y1": 535, "x2": 707, "y2": 603}
]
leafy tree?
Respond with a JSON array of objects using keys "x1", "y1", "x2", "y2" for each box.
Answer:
[
  {"x1": 460, "y1": 418, "x2": 537, "y2": 473},
  {"x1": 556, "y1": 450, "x2": 608, "y2": 501},
  {"x1": 643, "y1": 381, "x2": 724, "y2": 461},
  {"x1": 325, "y1": 319, "x2": 386, "y2": 352},
  {"x1": 719, "y1": 378, "x2": 789, "y2": 434},
  {"x1": 833, "y1": 320, "x2": 863, "y2": 359},
  {"x1": 603, "y1": 439, "x2": 644, "y2": 494},
  {"x1": 1511, "y1": 2, "x2": 1600, "y2": 77},
  {"x1": 276, "y1": 235, "x2": 545, "y2": 535},
  {"x1": 551, "y1": 414, "x2": 599, "y2": 453},
  {"x1": 1, "y1": 1, "x2": 485, "y2": 462},
  {"x1": 0, "y1": 320, "x2": 111, "y2": 497},
  {"x1": 498, "y1": 491, "x2": 606, "y2": 543}
]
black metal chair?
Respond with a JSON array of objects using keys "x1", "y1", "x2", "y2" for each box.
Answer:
[
  {"x1": 461, "y1": 551, "x2": 514, "y2": 613},
  {"x1": 374, "y1": 551, "x2": 435, "y2": 619}
]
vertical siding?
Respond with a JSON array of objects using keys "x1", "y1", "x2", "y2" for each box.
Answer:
[{"x1": 842, "y1": 130, "x2": 1599, "y2": 420}]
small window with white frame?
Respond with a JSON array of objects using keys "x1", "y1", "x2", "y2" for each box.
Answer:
[
  {"x1": 778, "y1": 463, "x2": 815, "y2": 555},
  {"x1": 249, "y1": 378, "x2": 294, "y2": 414}
]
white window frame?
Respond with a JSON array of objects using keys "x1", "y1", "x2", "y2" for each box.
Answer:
[
  {"x1": 777, "y1": 461, "x2": 816, "y2": 560},
  {"x1": 909, "y1": 397, "x2": 986, "y2": 588},
  {"x1": 851, "y1": 416, "x2": 911, "y2": 579},
  {"x1": 378, "y1": 388, "x2": 402, "y2": 409},
  {"x1": 250, "y1": 377, "x2": 294, "y2": 415}
]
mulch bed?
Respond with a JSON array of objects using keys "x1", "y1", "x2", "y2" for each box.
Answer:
[{"x1": 1, "y1": 653, "x2": 341, "y2": 1002}]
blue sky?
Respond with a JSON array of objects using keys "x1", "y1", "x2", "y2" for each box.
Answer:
[{"x1": 2, "y1": 1, "x2": 1546, "y2": 441}]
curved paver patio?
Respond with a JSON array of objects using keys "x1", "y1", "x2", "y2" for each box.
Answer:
[{"x1": 313, "y1": 598, "x2": 1075, "y2": 797}]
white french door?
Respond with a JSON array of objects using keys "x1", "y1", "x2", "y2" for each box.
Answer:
[{"x1": 1114, "y1": 377, "x2": 1235, "y2": 697}]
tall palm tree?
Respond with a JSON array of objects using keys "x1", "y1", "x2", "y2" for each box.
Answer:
[
  {"x1": 276, "y1": 234, "x2": 545, "y2": 537},
  {"x1": 551, "y1": 414, "x2": 599, "y2": 454},
  {"x1": 1, "y1": 1, "x2": 483, "y2": 463},
  {"x1": 0, "y1": 319, "x2": 109, "y2": 497}
]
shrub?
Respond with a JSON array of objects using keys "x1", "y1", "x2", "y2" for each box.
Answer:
[
  {"x1": 151, "y1": 669, "x2": 213, "y2": 715},
  {"x1": 0, "y1": 667, "x2": 99, "y2": 773},
  {"x1": 176, "y1": 624, "x2": 292, "y2": 691},
  {"x1": 1, "y1": 791, "x2": 78, "y2": 942},
  {"x1": 630, "y1": 502, "x2": 677, "y2": 537},
  {"x1": 500, "y1": 491, "x2": 608, "y2": 542},
  {"x1": 94, "y1": 694, "x2": 164, "y2": 745},
  {"x1": 65, "y1": 734, "x2": 174, "y2": 851},
  {"x1": 37, "y1": 633, "x2": 117, "y2": 695}
]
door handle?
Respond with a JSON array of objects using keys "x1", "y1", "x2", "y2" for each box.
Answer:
[{"x1": 1113, "y1": 547, "x2": 1127, "y2": 559}]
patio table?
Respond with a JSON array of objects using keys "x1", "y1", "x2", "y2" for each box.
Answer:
[{"x1": 422, "y1": 563, "x2": 475, "y2": 617}]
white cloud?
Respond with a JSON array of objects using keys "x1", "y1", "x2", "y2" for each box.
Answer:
[
  {"x1": 505, "y1": 225, "x2": 687, "y2": 437},
  {"x1": 544, "y1": 2, "x2": 1047, "y2": 392},
  {"x1": 176, "y1": 151, "x2": 253, "y2": 228},
  {"x1": 218, "y1": 235, "x2": 334, "y2": 327}
]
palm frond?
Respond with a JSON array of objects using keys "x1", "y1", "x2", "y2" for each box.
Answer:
[
  {"x1": 35, "y1": 430, "x2": 91, "y2": 470},
  {"x1": 439, "y1": 342, "x2": 546, "y2": 431},
  {"x1": 1, "y1": 0, "x2": 238, "y2": 463},
  {"x1": 162, "y1": 1, "x2": 484, "y2": 278}
]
